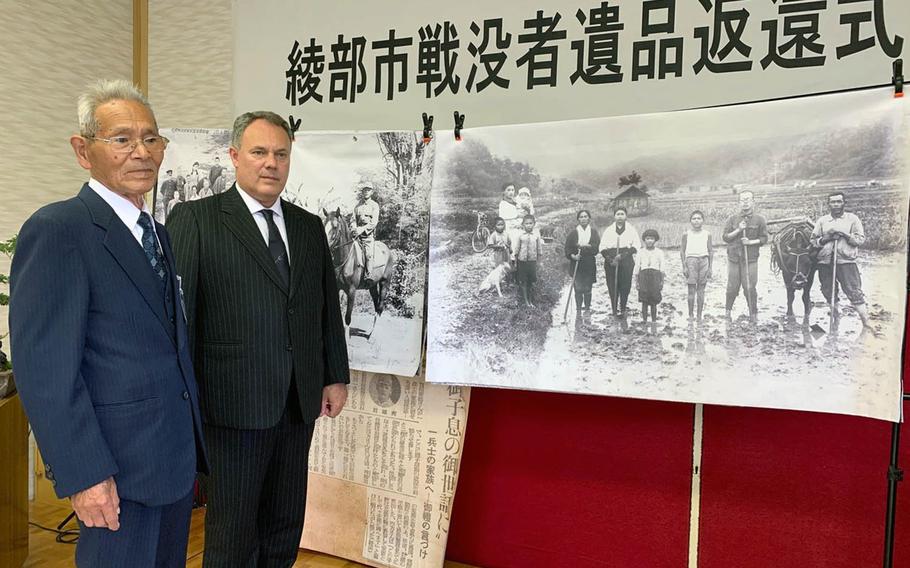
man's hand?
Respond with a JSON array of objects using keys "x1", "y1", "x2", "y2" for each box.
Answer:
[
  {"x1": 321, "y1": 384, "x2": 348, "y2": 418},
  {"x1": 740, "y1": 236, "x2": 750, "y2": 245},
  {"x1": 72, "y1": 476, "x2": 120, "y2": 531},
  {"x1": 738, "y1": 220, "x2": 747, "y2": 231}
]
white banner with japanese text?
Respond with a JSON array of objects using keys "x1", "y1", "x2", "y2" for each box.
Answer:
[{"x1": 233, "y1": 0, "x2": 907, "y2": 130}]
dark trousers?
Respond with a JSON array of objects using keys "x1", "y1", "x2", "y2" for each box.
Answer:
[
  {"x1": 76, "y1": 490, "x2": 193, "y2": 568},
  {"x1": 202, "y1": 397, "x2": 315, "y2": 568},
  {"x1": 726, "y1": 260, "x2": 758, "y2": 313},
  {"x1": 604, "y1": 259, "x2": 634, "y2": 313},
  {"x1": 817, "y1": 262, "x2": 865, "y2": 306}
]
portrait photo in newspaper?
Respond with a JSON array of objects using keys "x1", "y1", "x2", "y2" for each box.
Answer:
[
  {"x1": 426, "y1": 88, "x2": 907, "y2": 422},
  {"x1": 152, "y1": 128, "x2": 234, "y2": 223},
  {"x1": 286, "y1": 131, "x2": 435, "y2": 377}
]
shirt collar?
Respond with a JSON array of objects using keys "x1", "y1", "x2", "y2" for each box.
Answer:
[
  {"x1": 237, "y1": 183, "x2": 283, "y2": 219},
  {"x1": 88, "y1": 177, "x2": 151, "y2": 229}
]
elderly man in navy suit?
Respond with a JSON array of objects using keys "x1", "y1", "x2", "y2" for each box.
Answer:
[{"x1": 9, "y1": 79, "x2": 207, "y2": 567}]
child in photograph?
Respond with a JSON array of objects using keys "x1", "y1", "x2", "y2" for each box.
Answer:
[
  {"x1": 487, "y1": 217, "x2": 511, "y2": 267},
  {"x1": 476, "y1": 217, "x2": 513, "y2": 297},
  {"x1": 634, "y1": 229, "x2": 664, "y2": 323},
  {"x1": 680, "y1": 210, "x2": 714, "y2": 322},
  {"x1": 514, "y1": 214, "x2": 543, "y2": 308},
  {"x1": 516, "y1": 187, "x2": 535, "y2": 217}
]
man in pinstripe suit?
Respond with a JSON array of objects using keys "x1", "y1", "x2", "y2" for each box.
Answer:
[
  {"x1": 167, "y1": 111, "x2": 350, "y2": 567},
  {"x1": 10, "y1": 79, "x2": 208, "y2": 567}
]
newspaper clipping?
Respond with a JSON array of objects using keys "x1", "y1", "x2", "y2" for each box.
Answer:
[{"x1": 301, "y1": 371, "x2": 470, "y2": 568}]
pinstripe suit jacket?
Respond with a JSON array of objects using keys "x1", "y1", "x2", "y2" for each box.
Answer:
[
  {"x1": 9, "y1": 184, "x2": 207, "y2": 505},
  {"x1": 166, "y1": 185, "x2": 349, "y2": 429}
]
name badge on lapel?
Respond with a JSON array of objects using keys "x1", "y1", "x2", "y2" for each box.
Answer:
[{"x1": 176, "y1": 275, "x2": 188, "y2": 323}]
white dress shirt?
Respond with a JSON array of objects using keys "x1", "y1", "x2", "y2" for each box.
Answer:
[
  {"x1": 236, "y1": 184, "x2": 291, "y2": 265},
  {"x1": 88, "y1": 177, "x2": 161, "y2": 252}
]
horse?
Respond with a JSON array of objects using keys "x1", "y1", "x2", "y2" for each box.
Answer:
[
  {"x1": 322, "y1": 207, "x2": 396, "y2": 335},
  {"x1": 770, "y1": 219, "x2": 817, "y2": 326}
]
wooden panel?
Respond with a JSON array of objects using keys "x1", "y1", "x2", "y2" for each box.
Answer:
[{"x1": 0, "y1": 393, "x2": 29, "y2": 568}]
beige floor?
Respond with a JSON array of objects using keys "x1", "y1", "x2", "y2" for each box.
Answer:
[{"x1": 26, "y1": 475, "x2": 475, "y2": 568}]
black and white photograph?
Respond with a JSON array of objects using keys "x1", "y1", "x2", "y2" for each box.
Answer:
[
  {"x1": 286, "y1": 131, "x2": 434, "y2": 377},
  {"x1": 152, "y1": 128, "x2": 235, "y2": 223},
  {"x1": 367, "y1": 374, "x2": 402, "y2": 408},
  {"x1": 426, "y1": 88, "x2": 908, "y2": 422}
]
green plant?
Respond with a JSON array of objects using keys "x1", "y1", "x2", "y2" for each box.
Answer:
[{"x1": 0, "y1": 235, "x2": 16, "y2": 371}]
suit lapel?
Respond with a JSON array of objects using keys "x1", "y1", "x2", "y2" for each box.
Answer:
[
  {"x1": 283, "y1": 201, "x2": 309, "y2": 300},
  {"x1": 78, "y1": 185, "x2": 173, "y2": 342},
  {"x1": 220, "y1": 185, "x2": 289, "y2": 294},
  {"x1": 157, "y1": 226, "x2": 186, "y2": 350}
]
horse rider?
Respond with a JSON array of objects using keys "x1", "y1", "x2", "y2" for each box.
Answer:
[{"x1": 351, "y1": 181, "x2": 380, "y2": 284}]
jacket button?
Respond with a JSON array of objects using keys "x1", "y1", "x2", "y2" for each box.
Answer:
[
  {"x1": 182, "y1": 391, "x2": 190, "y2": 400},
  {"x1": 288, "y1": 308, "x2": 295, "y2": 315},
  {"x1": 286, "y1": 345, "x2": 293, "y2": 352}
]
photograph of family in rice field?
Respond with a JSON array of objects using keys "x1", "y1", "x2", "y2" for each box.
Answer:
[{"x1": 426, "y1": 89, "x2": 907, "y2": 421}]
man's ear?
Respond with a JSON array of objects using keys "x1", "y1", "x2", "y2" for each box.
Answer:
[
  {"x1": 70, "y1": 135, "x2": 92, "y2": 171},
  {"x1": 228, "y1": 147, "x2": 240, "y2": 168}
]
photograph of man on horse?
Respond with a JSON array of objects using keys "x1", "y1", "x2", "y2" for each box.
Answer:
[
  {"x1": 351, "y1": 181, "x2": 386, "y2": 287},
  {"x1": 323, "y1": 179, "x2": 397, "y2": 337}
]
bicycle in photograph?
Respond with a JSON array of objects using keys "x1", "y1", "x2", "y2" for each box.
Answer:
[{"x1": 471, "y1": 210, "x2": 491, "y2": 253}]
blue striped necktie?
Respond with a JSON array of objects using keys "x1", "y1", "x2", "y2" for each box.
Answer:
[{"x1": 136, "y1": 213, "x2": 167, "y2": 283}]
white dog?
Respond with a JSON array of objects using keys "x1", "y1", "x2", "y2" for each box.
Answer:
[{"x1": 477, "y1": 262, "x2": 511, "y2": 297}]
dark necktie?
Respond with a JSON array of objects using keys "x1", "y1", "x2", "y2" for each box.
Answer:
[
  {"x1": 136, "y1": 213, "x2": 167, "y2": 283},
  {"x1": 261, "y1": 209, "x2": 290, "y2": 287}
]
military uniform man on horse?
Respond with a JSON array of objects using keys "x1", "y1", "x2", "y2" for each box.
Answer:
[{"x1": 351, "y1": 181, "x2": 381, "y2": 285}]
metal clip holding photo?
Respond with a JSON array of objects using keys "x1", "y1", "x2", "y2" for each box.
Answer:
[
  {"x1": 422, "y1": 112, "x2": 434, "y2": 143},
  {"x1": 893, "y1": 58, "x2": 903, "y2": 98},
  {"x1": 454, "y1": 111, "x2": 466, "y2": 141}
]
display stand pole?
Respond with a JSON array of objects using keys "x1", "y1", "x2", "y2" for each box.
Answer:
[
  {"x1": 883, "y1": 393, "x2": 908, "y2": 568},
  {"x1": 882, "y1": 57, "x2": 905, "y2": 568}
]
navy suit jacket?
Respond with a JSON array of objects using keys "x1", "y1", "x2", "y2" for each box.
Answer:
[{"x1": 9, "y1": 184, "x2": 208, "y2": 506}]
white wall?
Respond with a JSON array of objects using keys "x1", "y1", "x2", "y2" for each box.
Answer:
[
  {"x1": 0, "y1": 0, "x2": 133, "y2": 339},
  {"x1": 148, "y1": 0, "x2": 234, "y2": 130}
]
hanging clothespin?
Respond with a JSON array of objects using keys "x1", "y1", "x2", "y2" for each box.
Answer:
[
  {"x1": 422, "y1": 113, "x2": 434, "y2": 143},
  {"x1": 454, "y1": 111, "x2": 466, "y2": 141},
  {"x1": 288, "y1": 115, "x2": 302, "y2": 134},
  {"x1": 893, "y1": 59, "x2": 903, "y2": 98}
]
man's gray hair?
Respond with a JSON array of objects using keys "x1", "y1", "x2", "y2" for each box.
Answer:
[
  {"x1": 231, "y1": 111, "x2": 294, "y2": 148},
  {"x1": 77, "y1": 79, "x2": 153, "y2": 137}
]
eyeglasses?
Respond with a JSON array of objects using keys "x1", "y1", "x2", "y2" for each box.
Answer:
[{"x1": 87, "y1": 135, "x2": 169, "y2": 154}]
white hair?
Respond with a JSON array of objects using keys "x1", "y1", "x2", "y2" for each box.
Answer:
[{"x1": 77, "y1": 79, "x2": 153, "y2": 137}]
